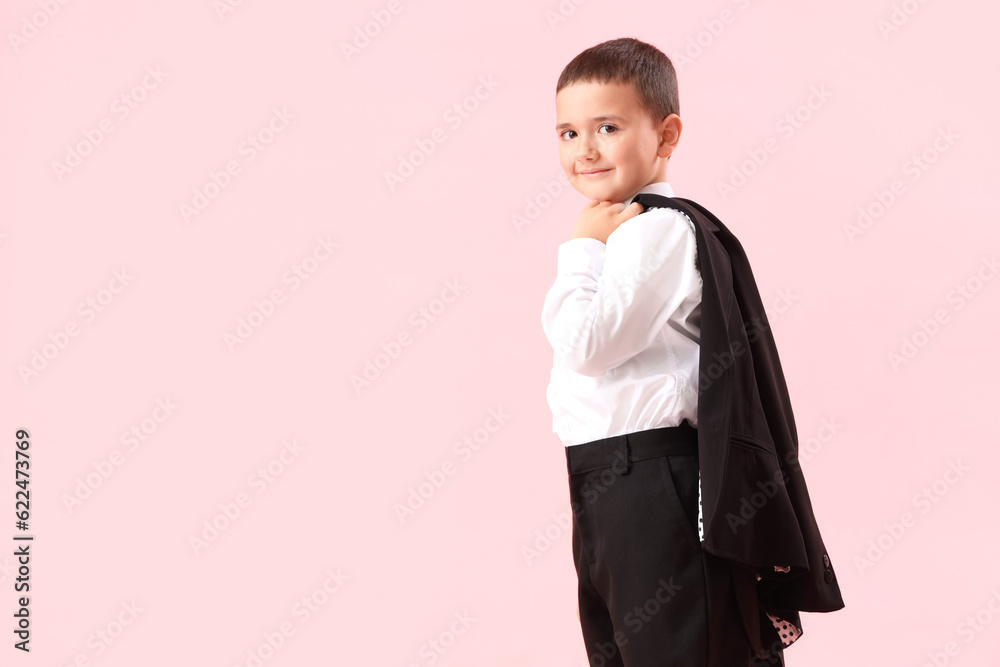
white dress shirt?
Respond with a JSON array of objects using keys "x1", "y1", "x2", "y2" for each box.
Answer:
[{"x1": 541, "y1": 181, "x2": 703, "y2": 448}]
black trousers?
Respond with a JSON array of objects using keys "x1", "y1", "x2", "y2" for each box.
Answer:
[{"x1": 565, "y1": 421, "x2": 785, "y2": 667}]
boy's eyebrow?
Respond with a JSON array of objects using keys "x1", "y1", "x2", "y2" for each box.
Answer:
[{"x1": 555, "y1": 115, "x2": 626, "y2": 131}]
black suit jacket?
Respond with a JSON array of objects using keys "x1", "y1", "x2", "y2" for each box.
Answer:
[{"x1": 631, "y1": 193, "x2": 845, "y2": 652}]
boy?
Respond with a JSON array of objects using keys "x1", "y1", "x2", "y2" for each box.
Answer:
[{"x1": 541, "y1": 38, "x2": 844, "y2": 666}]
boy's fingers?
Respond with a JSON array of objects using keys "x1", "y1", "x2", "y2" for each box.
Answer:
[{"x1": 620, "y1": 201, "x2": 645, "y2": 219}]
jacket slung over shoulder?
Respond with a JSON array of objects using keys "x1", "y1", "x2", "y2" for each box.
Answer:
[{"x1": 631, "y1": 193, "x2": 845, "y2": 654}]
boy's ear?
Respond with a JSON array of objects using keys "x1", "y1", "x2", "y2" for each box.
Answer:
[{"x1": 657, "y1": 114, "x2": 682, "y2": 159}]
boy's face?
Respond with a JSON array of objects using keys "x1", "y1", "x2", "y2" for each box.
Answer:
[{"x1": 555, "y1": 80, "x2": 677, "y2": 204}]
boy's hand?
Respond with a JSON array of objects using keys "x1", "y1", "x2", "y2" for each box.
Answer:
[{"x1": 571, "y1": 200, "x2": 644, "y2": 244}]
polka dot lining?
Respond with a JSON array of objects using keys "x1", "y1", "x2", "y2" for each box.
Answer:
[
  {"x1": 702, "y1": 470, "x2": 802, "y2": 648},
  {"x1": 697, "y1": 471, "x2": 704, "y2": 541},
  {"x1": 766, "y1": 613, "x2": 802, "y2": 646},
  {"x1": 698, "y1": 470, "x2": 705, "y2": 542}
]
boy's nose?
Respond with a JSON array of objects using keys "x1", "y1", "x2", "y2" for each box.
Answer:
[{"x1": 575, "y1": 137, "x2": 598, "y2": 160}]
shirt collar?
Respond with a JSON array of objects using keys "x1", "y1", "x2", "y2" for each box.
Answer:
[{"x1": 623, "y1": 181, "x2": 675, "y2": 207}]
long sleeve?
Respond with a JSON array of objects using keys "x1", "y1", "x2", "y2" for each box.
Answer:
[{"x1": 541, "y1": 208, "x2": 700, "y2": 377}]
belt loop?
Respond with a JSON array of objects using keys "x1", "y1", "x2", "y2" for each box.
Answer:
[{"x1": 622, "y1": 436, "x2": 631, "y2": 475}]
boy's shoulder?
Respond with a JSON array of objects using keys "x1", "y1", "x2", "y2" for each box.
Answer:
[
  {"x1": 628, "y1": 189, "x2": 699, "y2": 234},
  {"x1": 630, "y1": 190, "x2": 723, "y2": 237}
]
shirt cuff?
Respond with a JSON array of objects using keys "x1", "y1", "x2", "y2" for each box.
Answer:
[{"x1": 556, "y1": 237, "x2": 606, "y2": 276}]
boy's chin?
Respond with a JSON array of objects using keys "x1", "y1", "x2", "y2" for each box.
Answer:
[{"x1": 572, "y1": 185, "x2": 622, "y2": 203}]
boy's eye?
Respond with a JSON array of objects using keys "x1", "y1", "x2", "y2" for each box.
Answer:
[{"x1": 559, "y1": 126, "x2": 616, "y2": 140}]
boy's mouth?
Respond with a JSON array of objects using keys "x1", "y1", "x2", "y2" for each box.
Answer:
[{"x1": 579, "y1": 168, "x2": 611, "y2": 177}]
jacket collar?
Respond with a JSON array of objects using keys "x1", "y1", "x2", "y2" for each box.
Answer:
[{"x1": 623, "y1": 181, "x2": 675, "y2": 207}]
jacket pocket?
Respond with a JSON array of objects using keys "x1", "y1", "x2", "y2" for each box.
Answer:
[{"x1": 730, "y1": 431, "x2": 776, "y2": 457}]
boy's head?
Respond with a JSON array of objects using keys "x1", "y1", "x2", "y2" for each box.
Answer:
[{"x1": 555, "y1": 37, "x2": 682, "y2": 204}]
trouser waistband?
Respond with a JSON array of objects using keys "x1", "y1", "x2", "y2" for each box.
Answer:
[{"x1": 565, "y1": 419, "x2": 698, "y2": 476}]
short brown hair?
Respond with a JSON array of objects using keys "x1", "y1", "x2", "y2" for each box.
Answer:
[{"x1": 556, "y1": 37, "x2": 679, "y2": 123}]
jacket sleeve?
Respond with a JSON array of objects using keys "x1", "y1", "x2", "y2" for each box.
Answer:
[{"x1": 540, "y1": 208, "x2": 701, "y2": 376}]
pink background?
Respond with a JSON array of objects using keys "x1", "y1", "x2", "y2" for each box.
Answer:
[{"x1": 2, "y1": 0, "x2": 999, "y2": 664}]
